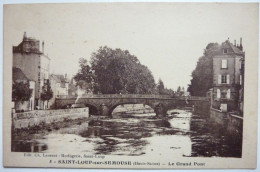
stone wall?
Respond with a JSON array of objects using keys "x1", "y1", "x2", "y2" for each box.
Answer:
[
  {"x1": 226, "y1": 113, "x2": 243, "y2": 138},
  {"x1": 210, "y1": 108, "x2": 228, "y2": 126},
  {"x1": 13, "y1": 53, "x2": 41, "y2": 99},
  {"x1": 12, "y1": 108, "x2": 89, "y2": 129},
  {"x1": 210, "y1": 108, "x2": 243, "y2": 137}
]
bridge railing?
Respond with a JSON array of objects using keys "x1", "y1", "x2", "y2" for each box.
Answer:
[
  {"x1": 178, "y1": 96, "x2": 209, "y2": 101},
  {"x1": 56, "y1": 94, "x2": 208, "y2": 100},
  {"x1": 56, "y1": 94, "x2": 172, "y2": 99},
  {"x1": 56, "y1": 95, "x2": 77, "y2": 99}
]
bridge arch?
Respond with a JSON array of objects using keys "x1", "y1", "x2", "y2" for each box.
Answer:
[
  {"x1": 83, "y1": 103, "x2": 99, "y2": 115},
  {"x1": 108, "y1": 102, "x2": 155, "y2": 117}
]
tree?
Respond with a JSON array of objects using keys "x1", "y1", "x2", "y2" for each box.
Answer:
[
  {"x1": 157, "y1": 78, "x2": 165, "y2": 95},
  {"x1": 40, "y1": 81, "x2": 53, "y2": 108},
  {"x1": 188, "y1": 43, "x2": 219, "y2": 96},
  {"x1": 177, "y1": 86, "x2": 181, "y2": 93},
  {"x1": 176, "y1": 86, "x2": 183, "y2": 96},
  {"x1": 12, "y1": 81, "x2": 32, "y2": 103},
  {"x1": 74, "y1": 58, "x2": 95, "y2": 93},
  {"x1": 90, "y1": 46, "x2": 156, "y2": 94}
]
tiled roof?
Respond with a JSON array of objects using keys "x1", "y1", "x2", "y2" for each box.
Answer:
[
  {"x1": 229, "y1": 42, "x2": 244, "y2": 55},
  {"x1": 214, "y1": 40, "x2": 244, "y2": 57},
  {"x1": 222, "y1": 40, "x2": 244, "y2": 55},
  {"x1": 13, "y1": 67, "x2": 29, "y2": 82}
]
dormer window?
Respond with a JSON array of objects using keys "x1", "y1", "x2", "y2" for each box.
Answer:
[{"x1": 223, "y1": 49, "x2": 228, "y2": 54}]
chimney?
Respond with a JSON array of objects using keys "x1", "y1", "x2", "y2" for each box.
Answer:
[
  {"x1": 240, "y1": 37, "x2": 243, "y2": 51},
  {"x1": 234, "y1": 40, "x2": 236, "y2": 46},
  {"x1": 42, "y1": 41, "x2": 44, "y2": 54},
  {"x1": 23, "y1": 32, "x2": 27, "y2": 40}
]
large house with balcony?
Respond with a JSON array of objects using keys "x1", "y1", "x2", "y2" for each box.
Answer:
[{"x1": 209, "y1": 39, "x2": 244, "y2": 113}]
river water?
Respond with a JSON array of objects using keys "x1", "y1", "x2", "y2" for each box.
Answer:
[{"x1": 12, "y1": 107, "x2": 242, "y2": 157}]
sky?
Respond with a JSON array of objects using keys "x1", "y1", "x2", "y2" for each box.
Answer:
[{"x1": 4, "y1": 3, "x2": 258, "y2": 90}]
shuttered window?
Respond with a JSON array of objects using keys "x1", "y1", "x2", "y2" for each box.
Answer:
[
  {"x1": 221, "y1": 75, "x2": 227, "y2": 84},
  {"x1": 219, "y1": 75, "x2": 230, "y2": 84}
]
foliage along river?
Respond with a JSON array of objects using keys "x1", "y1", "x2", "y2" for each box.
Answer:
[{"x1": 12, "y1": 105, "x2": 241, "y2": 157}]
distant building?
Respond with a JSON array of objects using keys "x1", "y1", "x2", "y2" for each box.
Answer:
[
  {"x1": 210, "y1": 38, "x2": 244, "y2": 113},
  {"x1": 49, "y1": 74, "x2": 69, "y2": 108},
  {"x1": 68, "y1": 78, "x2": 78, "y2": 96},
  {"x1": 13, "y1": 32, "x2": 51, "y2": 109},
  {"x1": 50, "y1": 74, "x2": 69, "y2": 96},
  {"x1": 12, "y1": 67, "x2": 35, "y2": 112}
]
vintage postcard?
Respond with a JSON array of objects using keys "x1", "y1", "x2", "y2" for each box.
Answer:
[{"x1": 3, "y1": 2, "x2": 258, "y2": 169}]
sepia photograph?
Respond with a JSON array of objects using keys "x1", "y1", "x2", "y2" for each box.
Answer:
[{"x1": 3, "y1": 2, "x2": 259, "y2": 169}]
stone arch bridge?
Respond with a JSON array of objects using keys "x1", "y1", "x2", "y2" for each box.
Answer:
[{"x1": 55, "y1": 94, "x2": 209, "y2": 117}]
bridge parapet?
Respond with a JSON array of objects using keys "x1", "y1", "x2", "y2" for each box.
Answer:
[
  {"x1": 178, "y1": 96, "x2": 209, "y2": 101},
  {"x1": 56, "y1": 94, "x2": 208, "y2": 101},
  {"x1": 56, "y1": 94, "x2": 172, "y2": 99},
  {"x1": 55, "y1": 94, "x2": 209, "y2": 117}
]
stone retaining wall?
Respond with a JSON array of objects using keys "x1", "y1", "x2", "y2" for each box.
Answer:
[
  {"x1": 12, "y1": 108, "x2": 89, "y2": 129},
  {"x1": 210, "y1": 108, "x2": 243, "y2": 137},
  {"x1": 226, "y1": 113, "x2": 243, "y2": 137},
  {"x1": 210, "y1": 108, "x2": 227, "y2": 125}
]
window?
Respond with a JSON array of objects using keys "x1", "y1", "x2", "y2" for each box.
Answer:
[
  {"x1": 221, "y1": 59, "x2": 228, "y2": 68},
  {"x1": 218, "y1": 74, "x2": 230, "y2": 84},
  {"x1": 223, "y1": 49, "x2": 228, "y2": 54},
  {"x1": 221, "y1": 75, "x2": 227, "y2": 83},
  {"x1": 221, "y1": 92, "x2": 227, "y2": 99},
  {"x1": 240, "y1": 75, "x2": 242, "y2": 85}
]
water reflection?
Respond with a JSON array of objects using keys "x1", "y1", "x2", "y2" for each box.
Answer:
[
  {"x1": 11, "y1": 109, "x2": 241, "y2": 157},
  {"x1": 190, "y1": 114, "x2": 242, "y2": 157}
]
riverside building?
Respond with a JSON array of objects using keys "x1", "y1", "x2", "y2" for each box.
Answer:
[
  {"x1": 209, "y1": 38, "x2": 244, "y2": 114},
  {"x1": 13, "y1": 32, "x2": 51, "y2": 110}
]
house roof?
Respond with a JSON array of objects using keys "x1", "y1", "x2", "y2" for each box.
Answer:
[
  {"x1": 50, "y1": 74, "x2": 69, "y2": 88},
  {"x1": 217, "y1": 40, "x2": 244, "y2": 56},
  {"x1": 13, "y1": 67, "x2": 29, "y2": 82},
  {"x1": 229, "y1": 42, "x2": 244, "y2": 55}
]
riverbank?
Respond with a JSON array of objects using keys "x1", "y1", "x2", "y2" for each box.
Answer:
[
  {"x1": 12, "y1": 117, "x2": 90, "y2": 138},
  {"x1": 12, "y1": 108, "x2": 89, "y2": 129}
]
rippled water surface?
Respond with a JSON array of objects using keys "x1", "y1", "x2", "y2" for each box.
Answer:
[{"x1": 12, "y1": 109, "x2": 242, "y2": 157}]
